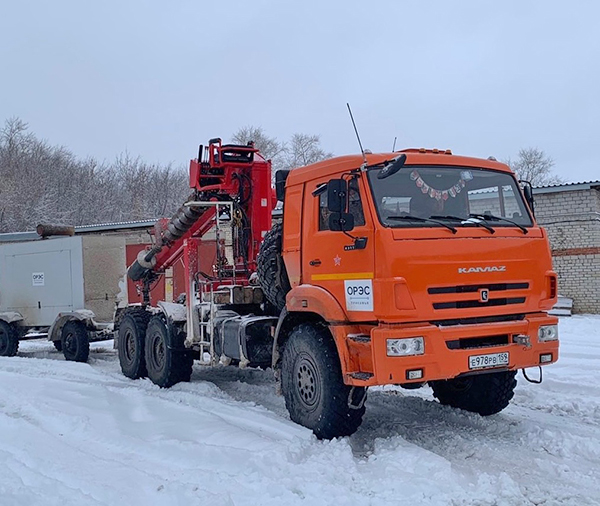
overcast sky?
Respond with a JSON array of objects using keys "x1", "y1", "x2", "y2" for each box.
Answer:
[{"x1": 1, "y1": 1, "x2": 598, "y2": 182}]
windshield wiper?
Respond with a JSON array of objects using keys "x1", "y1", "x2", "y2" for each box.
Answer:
[
  {"x1": 430, "y1": 215, "x2": 495, "y2": 234},
  {"x1": 387, "y1": 215, "x2": 457, "y2": 234},
  {"x1": 470, "y1": 213, "x2": 528, "y2": 234}
]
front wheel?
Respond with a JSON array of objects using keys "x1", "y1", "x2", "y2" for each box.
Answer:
[
  {"x1": 61, "y1": 321, "x2": 90, "y2": 362},
  {"x1": 0, "y1": 320, "x2": 19, "y2": 357},
  {"x1": 281, "y1": 323, "x2": 366, "y2": 439},
  {"x1": 144, "y1": 316, "x2": 193, "y2": 388},
  {"x1": 430, "y1": 370, "x2": 517, "y2": 416}
]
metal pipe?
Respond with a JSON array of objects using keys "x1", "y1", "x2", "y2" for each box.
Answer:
[{"x1": 36, "y1": 224, "x2": 75, "y2": 238}]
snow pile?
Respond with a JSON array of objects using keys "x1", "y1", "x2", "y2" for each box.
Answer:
[{"x1": 1, "y1": 316, "x2": 600, "y2": 505}]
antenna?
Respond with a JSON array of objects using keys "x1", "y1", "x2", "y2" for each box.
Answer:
[
  {"x1": 346, "y1": 103, "x2": 367, "y2": 166},
  {"x1": 392, "y1": 136, "x2": 397, "y2": 152}
]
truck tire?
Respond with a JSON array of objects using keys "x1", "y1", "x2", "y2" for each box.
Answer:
[
  {"x1": 144, "y1": 315, "x2": 193, "y2": 388},
  {"x1": 61, "y1": 321, "x2": 90, "y2": 363},
  {"x1": 257, "y1": 222, "x2": 291, "y2": 312},
  {"x1": 53, "y1": 340, "x2": 63, "y2": 352},
  {"x1": 0, "y1": 320, "x2": 19, "y2": 357},
  {"x1": 430, "y1": 370, "x2": 517, "y2": 416},
  {"x1": 118, "y1": 310, "x2": 150, "y2": 379},
  {"x1": 281, "y1": 323, "x2": 366, "y2": 439}
]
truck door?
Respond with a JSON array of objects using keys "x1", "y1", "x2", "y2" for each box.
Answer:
[{"x1": 302, "y1": 176, "x2": 375, "y2": 321}]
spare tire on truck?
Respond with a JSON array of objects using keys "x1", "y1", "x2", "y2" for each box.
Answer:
[{"x1": 257, "y1": 222, "x2": 291, "y2": 313}]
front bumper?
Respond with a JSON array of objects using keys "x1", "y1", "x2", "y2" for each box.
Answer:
[{"x1": 345, "y1": 313, "x2": 558, "y2": 386}]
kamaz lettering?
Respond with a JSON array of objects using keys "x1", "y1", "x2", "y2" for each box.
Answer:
[{"x1": 458, "y1": 266, "x2": 507, "y2": 274}]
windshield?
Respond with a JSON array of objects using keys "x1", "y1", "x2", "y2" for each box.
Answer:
[{"x1": 367, "y1": 165, "x2": 533, "y2": 228}]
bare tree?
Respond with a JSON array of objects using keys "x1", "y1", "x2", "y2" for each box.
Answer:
[
  {"x1": 0, "y1": 118, "x2": 337, "y2": 233},
  {"x1": 231, "y1": 126, "x2": 286, "y2": 170},
  {"x1": 231, "y1": 126, "x2": 333, "y2": 175},
  {"x1": 0, "y1": 117, "x2": 188, "y2": 233},
  {"x1": 283, "y1": 133, "x2": 333, "y2": 170},
  {"x1": 505, "y1": 148, "x2": 564, "y2": 187}
]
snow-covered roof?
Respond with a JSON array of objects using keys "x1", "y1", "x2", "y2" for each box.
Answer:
[
  {"x1": 533, "y1": 180, "x2": 600, "y2": 194},
  {"x1": 0, "y1": 219, "x2": 157, "y2": 243}
]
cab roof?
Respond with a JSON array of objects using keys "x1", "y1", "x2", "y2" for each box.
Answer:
[{"x1": 285, "y1": 150, "x2": 513, "y2": 187}]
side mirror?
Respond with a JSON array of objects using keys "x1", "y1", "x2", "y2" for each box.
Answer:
[
  {"x1": 520, "y1": 180, "x2": 535, "y2": 216},
  {"x1": 329, "y1": 212, "x2": 355, "y2": 232},
  {"x1": 327, "y1": 179, "x2": 347, "y2": 213},
  {"x1": 377, "y1": 154, "x2": 407, "y2": 180}
]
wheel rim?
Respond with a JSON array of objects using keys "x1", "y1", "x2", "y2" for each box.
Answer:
[
  {"x1": 449, "y1": 377, "x2": 473, "y2": 392},
  {"x1": 124, "y1": 329, "x2": 136, "y2": 362},
  {"x1": 295, "y1": 352, "x2": 321, "y2": 409},
  {"x1": 64, "y1": 332, "x2": 77, "y2": 355},
  {"x1": 149, "y1": 332, "x2": 166, "y2": 370}
]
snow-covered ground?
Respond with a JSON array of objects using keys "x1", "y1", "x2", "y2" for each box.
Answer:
[{"x1": 1, "y1": 316, "x2": 599, "y2": 506}]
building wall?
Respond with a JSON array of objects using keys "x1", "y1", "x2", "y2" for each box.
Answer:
[{"x1": 535, "y1": 188, "x2": 600, "y2": 313}]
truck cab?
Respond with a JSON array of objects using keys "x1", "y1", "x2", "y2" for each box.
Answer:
[{"x1": 273, "y1": 149, "x2": 558, "y2": 437}]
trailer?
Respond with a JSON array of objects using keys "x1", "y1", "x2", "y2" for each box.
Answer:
[{"x1": 0, "y1": 235, "x2": 125, "y2": 361}]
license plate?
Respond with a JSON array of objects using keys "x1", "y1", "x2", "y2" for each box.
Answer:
[{"x1": 468, "y1": 352, "x2": 509, "y2": 370}]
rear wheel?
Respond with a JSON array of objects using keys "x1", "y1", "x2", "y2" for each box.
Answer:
[
  {"x1": 144, "y1": 316, "x2": 193, "y2": 388},
  {"x1": 61, "y1": 321, "x2": 90, "y2": 362},
  {"x1": 430, "y1": 370, "x2": 517, "y2": 416},
  {"x1": 118, "y1": 310, "x2": 150, "y2": 379},
  {"x1": 281, "y1": 323, "x2": 366, "y2": 439},
  {"x1": 0, "y1": 320, "x2": 19, "y2": 357}
]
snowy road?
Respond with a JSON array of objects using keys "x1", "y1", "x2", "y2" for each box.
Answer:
[{"x1": 1, "y1": 316, "x2": 599, "y2": 505}]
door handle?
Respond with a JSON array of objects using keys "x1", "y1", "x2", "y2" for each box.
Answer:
[{"x1": 309, "y1": 259, "x2": 322, "y2": 266}]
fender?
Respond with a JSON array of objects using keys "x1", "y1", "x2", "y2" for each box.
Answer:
[
  {"x1": 272, "y1": 285, "x2": 351, "y2": 373},
  {"x1": 156, "y1": 301, "x2": 187, "y2": 322},
  {"x1": 0, "y1": 311, "x2": 24, "y2": 325},
  {"x1": 285, "y1": 284, "x2": 347, "y2": 322},
  {"x1": 271, "y1": 307, "x2": 366, "y2": 384},
  {"x1": 48, "y1": 310, "x2": 96, "y2": 343}
]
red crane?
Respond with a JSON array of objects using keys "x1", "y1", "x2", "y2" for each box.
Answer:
[{"x1": 128, "y1": 138, "x2": 274, "y2": 304}]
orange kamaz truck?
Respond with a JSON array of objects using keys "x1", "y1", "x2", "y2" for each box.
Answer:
[{"x1": 119, "y1": 140, "x2": 559, "y2": 439}]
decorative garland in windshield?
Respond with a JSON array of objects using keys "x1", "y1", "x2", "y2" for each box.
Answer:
[{"x1": 410, "y1": 169, "x2": 472, "y2": 201}]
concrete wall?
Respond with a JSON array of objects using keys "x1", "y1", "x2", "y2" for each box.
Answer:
[
  {"x1": 535, "y1": 188, "x2": 600, "y2": 314},
  {"x1": 82, "y1": 235, "x2": 127, "y2": 322}
]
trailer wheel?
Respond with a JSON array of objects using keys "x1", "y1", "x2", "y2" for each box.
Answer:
[
  {"x1": 257, "y1": 222, "x2": 291, "y2": 312},
  {"x1": 144, "y1": 316, "x2": 193, "y2": 388},
  {"x1": 281, "y1": 323, "x2": 366, "y2": 439},
  {"x1": 430, "y1": 370, "x2": 517, "y2": 416},
  {"x1": 61, "y1": 321, "x2": 90, "y2": 363},
  {"x1": 118, "y1": 311, "x2": 150, "y2": 379},
  {"x1": 0, "y1": 320, "x2": 19, "y2": 357}
]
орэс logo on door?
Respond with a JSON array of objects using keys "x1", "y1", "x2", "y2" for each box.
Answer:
[{"x1": 344, "y1": 279, "x2": 373, "y2": 311}]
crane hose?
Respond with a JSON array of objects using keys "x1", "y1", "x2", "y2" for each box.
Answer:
[{"x1": 127, "y1": 195, "x2": 206, "y2": 281}]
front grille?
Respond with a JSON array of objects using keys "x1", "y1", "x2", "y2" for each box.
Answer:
[
  {"x1": 446, "y1": 334, "x2": 510, "y2": 350},
  {"x1": 428, "y1": 282, "x2": 529, "y2": 295},
  {"x1": 433, "y1": 297, "x2": 526, "y2": 310},
  {"x1": 429, "y1": 281, "x2": 529, "y2": 311},
  {"x1": 431, "y1": 313, "x2": 525, "y2": 327}
]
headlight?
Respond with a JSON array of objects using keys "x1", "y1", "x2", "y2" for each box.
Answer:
[
  {"x1": 386, "y1": 337, "x2": 424, "y2": 356},
  {"x1": 538, "y1": 325, "x2": 558, "y2": 342}
]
